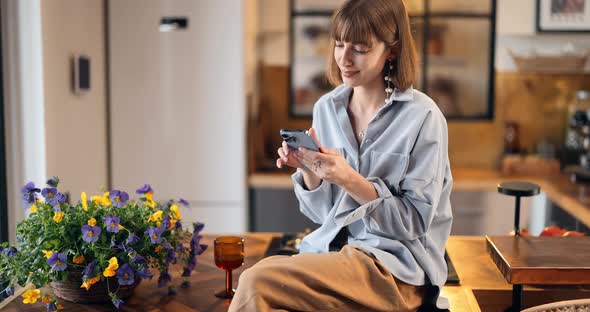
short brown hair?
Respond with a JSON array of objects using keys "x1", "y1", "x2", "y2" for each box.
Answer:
[{"x1": 326, "y1": 0, "x2": 418, "y2": 91}]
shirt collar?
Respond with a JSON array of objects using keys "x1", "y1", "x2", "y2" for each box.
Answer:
[{"x1": 332, "y1": 85, "x2": 415, "y2": 108}]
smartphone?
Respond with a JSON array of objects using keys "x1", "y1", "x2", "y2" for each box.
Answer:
[{"x1": 280, "y1": 129, "x2": 319, "y2": 152}]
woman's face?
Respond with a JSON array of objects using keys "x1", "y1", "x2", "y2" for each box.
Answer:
[{"x1": 334, "y1": 37, "x2": 391, "y2": 88}]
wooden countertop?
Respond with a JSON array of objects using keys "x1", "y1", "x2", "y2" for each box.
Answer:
[
  {"x1": 4, "y1": 234, "x2": 590, "y2": 311},
  {"x1": 249, "y1": 168, "x2": 590, "y2": 228}
]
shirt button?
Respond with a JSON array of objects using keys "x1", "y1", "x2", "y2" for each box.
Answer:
[{"x1": 365, "y1": 138, "x2": 372, "y2": 143}]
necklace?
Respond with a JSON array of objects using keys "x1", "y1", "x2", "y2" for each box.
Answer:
[{"x1": 358, "y1": 130, "x2": 366, "y2": 139}]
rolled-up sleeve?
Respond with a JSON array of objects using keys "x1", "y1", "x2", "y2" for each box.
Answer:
[
  {"x1": 292, "y1": 171, "x2": 333, "y2": 224},
  {"x1": 334, "y1": 110, "x2": 446, "y2": 241}
]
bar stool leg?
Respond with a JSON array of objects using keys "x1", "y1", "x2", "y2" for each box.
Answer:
[
  {"x1": 514, "y1": 196, "x2": 521, "y2": 236},
  {"x1": 512, "y1": 284, "x2": 522, "y2": 311}
]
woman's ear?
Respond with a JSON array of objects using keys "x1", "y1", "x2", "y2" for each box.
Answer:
[{"x1": 387, "y1": 41, "x2": 399, "y2": 60}]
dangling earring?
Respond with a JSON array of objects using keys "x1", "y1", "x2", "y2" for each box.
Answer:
[{"x1": 384, "y1": 59, "x2": 394, "y2": 103}]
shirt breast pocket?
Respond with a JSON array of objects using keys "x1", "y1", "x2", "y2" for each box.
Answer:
[{"x1": 369, "y1": 151, "x2": 410, "y2": 194}]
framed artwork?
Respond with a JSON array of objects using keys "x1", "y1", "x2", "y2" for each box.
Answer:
[{"x1": 537, "y1": 0, "x2": 590, "y2": 32}]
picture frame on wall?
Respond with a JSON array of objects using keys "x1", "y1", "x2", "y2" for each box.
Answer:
[{"x1": 537, "y1": 0, "x2": 590, "y2": 33}]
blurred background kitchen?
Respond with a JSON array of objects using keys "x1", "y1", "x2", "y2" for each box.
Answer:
[{"x1": 1, "y1": 0, "x2": 590, "y2": 243}]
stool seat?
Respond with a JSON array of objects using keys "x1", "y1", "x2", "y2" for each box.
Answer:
[{"x1": 497, "y1": 181, "x2": 540, "y2": 197}]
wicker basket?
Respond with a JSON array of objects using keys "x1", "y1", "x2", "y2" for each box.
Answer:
[{"x1": 50, "y1": 266, "x2": 139, "y2": 303}]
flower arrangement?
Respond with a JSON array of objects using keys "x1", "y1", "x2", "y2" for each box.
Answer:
[{"x1": 0, "y1": 177, "x2": 207, "y2": 310}]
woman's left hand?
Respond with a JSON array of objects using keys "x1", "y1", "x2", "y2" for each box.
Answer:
[{"x1": 294, "y1": 129, "x2": 355, "y2": 188}]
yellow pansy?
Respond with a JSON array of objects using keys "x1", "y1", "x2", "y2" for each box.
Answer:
[
  {"x1": 88, "y1": 218, "x2": 97, "y2": 226},
  {"x1": 169, "y1": 219, "x2": 177, "y2": 230},
  {"x1": 29, "y1": 204, "x2": 38, "y2": 213},
  {"x1": 53, "y1": 211, "x2": 64, "y2": 223},
  {"x1": 91, "y1": 192, "x2": 112, "y2": 206},
  {"x1": 102, "y1": 192, "x2": 111, "y2": 205},
  {"x1": 155, "y1": 245, "x2": 163, "y2": 253},
  {"x1": 22, "y1": 289, "x2": 41, "y2": 304},
  {"x1": 42, "y1": 250, "x2": 54, "y2": 259},
  {"x1": 148, "y1": 210, "x2": 163, "y2": 223},
  {"x1": 170, "y1": 205, "x2": 182, "y2": 220},
  {"x1": 81, "y1": 192, "x2": 88, "y2": 211},
  {"x1": 103, "y1": 257, "x2": 119, "y2": 277},
  {"x1": 36, "y1": 199, "x2": 43, "y2": 204},
  {"x1": 145, "y1": 192, "x2": 156, "y2": 208},
  {"x1": 73, "y1": 255, "x2": 85, "y2": 264},
  {"x1": 41, "y1": 295, "x2": 52, "y2": 303},
  {"x1": 103, "y1": 268, "x2": 116, "y2": 277},
  {"x1": 80, "y1": 275, "x2": 100, "y2": 291},
  {"x1": 118, "y1": 224, "x2": 125, "y2": 230}
]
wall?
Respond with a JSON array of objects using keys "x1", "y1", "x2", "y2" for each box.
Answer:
[
  {"x1": 41, "y1": 0, "x2": 108, "y2": 201},
  {"x1": 250, "y1": 0, "x2": 590, "y2": 170}
]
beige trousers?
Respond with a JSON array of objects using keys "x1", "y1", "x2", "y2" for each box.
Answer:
[{"x1": 227, "y1": 245, "x2": 426, "y2": 312}]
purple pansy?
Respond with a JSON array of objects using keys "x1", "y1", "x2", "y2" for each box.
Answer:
[
  {"x1": 46, "y1": 252, "x2": 67, "y2": 271},
  {"x1": 137, "y1": 267, "x2": 153, "y2": 280},
  {"x1": 3, "y1": 247, "x2": 17, "y2": 258},
  {"x1": 135, "y1": 184, "x2": 153, "y2": 195},
  {"x1": 82, "y1": 225, "x2": 101, "y2": 243},
  {"x1": 55, "y1": 192, "x2": 67, "y2": 204},
  {"x1": 178, "y1": 198, "x2": 189, "y2": 207},
  {"x1": 160, "y1": 215, "x2": 171, "y2": 231},
  {"x1": 190, "y1": 234, "x2": 202, "y2": 250},
  {"x1": 181, "y1": 267, "x2": 191, "y2": 277},
  {"x1": 21, "y1": 182, "x2": 40, "y2": 206},
  {"x1": 116, "y1": 263, "x2": 135, "y2": 286},
  {"x1": 193, "y1": 222, "x2": 205, "y2": 234},
  {"x1": 46, "y1": 302, "x2": 58, "y2": 312},
  {"x1": 131, "y1": 254, "x2": 147, "y2": 265},
  {"x1": 105, "y1": 215, "x2": 121, "y2": 233},
  {"x1": 82, "y1": 261, "x2": 97, "y2": 279},
  {"x1": 145, "y1": 227, "x2": 163, "y2": 244},
  {"x1": 46, "y1": 176, "x2": 59, "y2": 187},
  {"x1": 115, "y1": 242, "x2": 128, "y2": 252},
  {"x1": 109, "y1": 190, "x2": 129, "y2": 208},
  {"x1": 157, "y1": 270, "x2": 172, "y2": 288},
  {"x1": 41, "y1": 188, "x2": 58, "y2": 205},
  {"x1": 6, "y1": 285, "x2": 14, "y2": 296},
  {"x1": 112, "y1": 297, "x2": 124, "y2": 309},
  {"x1": 126, "y1": 234, "x2": 139, "y2": 246},
  {"x1": 186, "y1": 256, "x2": 197, "y2": 271}
]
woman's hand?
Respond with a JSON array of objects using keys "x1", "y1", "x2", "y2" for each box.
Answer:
[
  {"x1": 293, "y1": 131, "x2": 355, "y2": 188},
  {"x1": 276, "y1": 128, "x2": 323, "y2": 190}
]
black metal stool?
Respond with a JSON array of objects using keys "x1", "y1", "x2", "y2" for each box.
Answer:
[{"x1": 497, "y1": 181, "x2": 541, "y2": 312}]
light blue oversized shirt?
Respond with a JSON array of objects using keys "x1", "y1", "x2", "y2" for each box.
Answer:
[{"x1": 291, "y1": 84, "x2": 453, "y2": 305}]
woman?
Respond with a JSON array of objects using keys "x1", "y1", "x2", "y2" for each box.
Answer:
[{"x1": 229, "y1": 0, "x2": 452, "y2": 311}]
